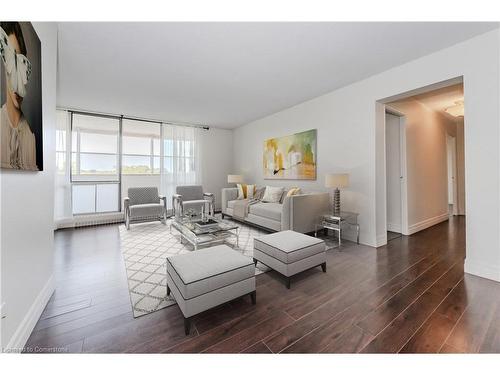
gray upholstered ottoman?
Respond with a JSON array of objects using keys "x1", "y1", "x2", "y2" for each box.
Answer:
[
  {"x1": 253, "y1": 230, "x2": 326, "y2": 289},
  {"x1": 166, "y1": 245, "x2": 256, "y2": 335}
]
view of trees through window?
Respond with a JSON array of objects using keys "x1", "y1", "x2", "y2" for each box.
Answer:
[{"x1": 122, "y1": 119, "x2": 161, "y2": 174}]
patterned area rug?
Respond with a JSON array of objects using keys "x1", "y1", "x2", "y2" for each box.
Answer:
[{"x1": 119, "y1": 216, "x2": 271, "y2": 317}]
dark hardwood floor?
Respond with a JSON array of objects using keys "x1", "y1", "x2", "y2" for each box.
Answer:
[{"x1": 24, "y1": 216, "x2": 500, "y2": 353}]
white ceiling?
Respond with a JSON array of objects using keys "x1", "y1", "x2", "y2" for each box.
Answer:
[
  {"x1": 412, "y1": 83, "x2": 464, "y2": 120},
  {"x1": 57, "y1": 22, "x2": 498, "y2": 128}
]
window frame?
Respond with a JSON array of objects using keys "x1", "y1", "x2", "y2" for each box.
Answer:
[
  {"x1": 70, "y1": 111, "x2": 122, "y2": 215},
  {"x1": 64, "y1": 110, "x2": 201, "y2": 217},
  {"x1": 121, "y1": 128, "x2": 161, "y2": 175}
]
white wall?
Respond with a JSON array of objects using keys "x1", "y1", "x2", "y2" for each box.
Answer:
[
  {"x1": 388, "y1": 99, "x2": 456, "y2": 233},
  {"x1": 233, "y1": 29, "x2": 500, "y2": 282},
  {"x1": 0, "y1": 23, "x2": 58, "y2": 350}
]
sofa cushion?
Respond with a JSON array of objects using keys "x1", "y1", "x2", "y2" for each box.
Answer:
[
  {"x1": 254, "y1": 230, "x2": 325, "y2": 264},
  {"x1": 166, "y1": 245, "x2": 254, "y2": 300},
  {"x1": 129, "y1": 203, "x2": 164, "y2": 218},
  {"x1": 227, "y1": 200, "x2": 238, "y2": 209},
  {"x1": 262, "y1": 186, "x2": 284, "y2": 203},
  {"x1": 248, "y1": 202, "x2": 282, "y2": 221}
]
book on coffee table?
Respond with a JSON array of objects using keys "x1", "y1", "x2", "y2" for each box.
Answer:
[{"x1": 193, "y1": 219, "x2": 219, "y2": 230}]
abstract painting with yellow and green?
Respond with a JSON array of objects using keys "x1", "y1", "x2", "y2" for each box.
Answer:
[{"x1": 263, "y1": 129, "x2": 317, "y2": 180}]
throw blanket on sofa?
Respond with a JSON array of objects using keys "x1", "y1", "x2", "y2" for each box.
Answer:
[{"x1": 232, "y1": 199, "x2": 260, "y2": 220}]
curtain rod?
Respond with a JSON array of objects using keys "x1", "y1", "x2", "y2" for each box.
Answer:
[{"x1": 57, "y1": 107, "x2": 210, "y2": 130}]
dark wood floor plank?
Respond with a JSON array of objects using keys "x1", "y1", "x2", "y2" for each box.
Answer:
[
  {"x1": 439, "y1": 343, "x2": 464, "y2": 353},
  {"x1": 264, "y1": 252, "x2": 439, "y2": 353},
  {"x1": 241, "y1": 341, "x2": 272, "y2": 354},
  {"x1": 83, "y1": 304, "x2": 190, "y2": 353},
  {"x1": 203, "y1": 311, "x2": 294, "y2": 353},
  {"x1": 360, "y1": 262, "x2": 464, "y2": 353},
  {"x1": 278, "y1": 255, "x2": 441, "y2": 353},
  {"x1": 356, "y1": 259, "x2": 457, "y2": 336},
  {"x1": 320, "y1": 325, "x2": 374, "y2": 353},
  {"x1": 399, "y1": 279, "x2": 469, "y2": 353},
  {"x1": 479, "y1": 300, "x2": 500, "y2": 353},
  {"x1": 35, "y1": 299, "x2": 132, "y2": 331},
  {"x1": 445, "y1": 275, "x2": 500, "y2": 353},
  {"x1": 282, "y1": 302, "x2": 373, "y2": 353},
  {"x1": 40, "y1": 298, "x2": 92, "y2": 320}
]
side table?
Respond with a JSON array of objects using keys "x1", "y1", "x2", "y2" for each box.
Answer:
[{"x1": 314, "y1": 211, "x2": 360, "y2": 247}]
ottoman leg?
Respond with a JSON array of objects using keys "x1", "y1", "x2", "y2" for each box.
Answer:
[
  {"x1": 253, "y1": 258, "x2": 258, "y2": 266},
  {"x1": 184, "y1": 317, "x2": 191, "y2": 335},
  {"x1": 286, "y1": 277, "x2": 291, "y2": 289},
  {"x1": 167, "y1": 285, "x2": 171, "y2": 296},
  {"x1": 250, "y1": 291, "x2": 256, "y2": 305},
  {"x1": 321, "y1": 262, "x2": 327, "y2": 273}
]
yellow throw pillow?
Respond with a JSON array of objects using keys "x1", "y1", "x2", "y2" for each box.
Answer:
[
  {"x1": 286, "y1": 187, "x2": 301, "y2": 197},
  {"x1": 237, "y1": 184, "x2": 256, "y2": 199}
]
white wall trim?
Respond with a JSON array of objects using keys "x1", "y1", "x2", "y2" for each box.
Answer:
[
  {"x1": 3, "y1": 275, "x2": 54, "y2": 353},
  {"x1": 464, "y1": 259, "x2": 500, "y2": 282},
  {"x1": 376, "y1": 233, "x2": 388, "y2": 248},
  {"x1": 387, "y1": 222, "x2": 402, "y2": 233},
  {"x1": 407, "y1": 213, "x2": 449, "y2": 235}
]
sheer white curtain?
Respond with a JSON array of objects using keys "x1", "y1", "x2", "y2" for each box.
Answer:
[
  {"x1": 160, "y1": 123, "x2": 202, "y2": 207},
  {"x1": 54, "y1": 110, "x2": 73, "y2": 227}
]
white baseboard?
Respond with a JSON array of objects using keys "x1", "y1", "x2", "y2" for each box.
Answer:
[
  {"x1": 465, "y1": 259, "x2": 500, "y2": 282},
  {"x1": 375, "y1": 233, "x2": 387, "y2": 247},
  {"x1": 387, "y1": 222, "x2": 402, "y2": 233},
  {"x1": 407, "y1": 213, "x2": 449, "y2": 235},
  {"x1": 3, "y1": 275, "x2": 54, "y2": 353}
]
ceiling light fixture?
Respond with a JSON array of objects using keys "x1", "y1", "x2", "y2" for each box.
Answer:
[{"x1": 445, "y1": 100, "x2": 464, "y2": 117}]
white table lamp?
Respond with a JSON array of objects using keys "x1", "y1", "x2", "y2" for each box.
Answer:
[
  {"x1": 227, "y1": 174, "x2": 244, "y2": 185},
  {"x1": 325, "y1": 173, "x2": 349, "y2": 216}
]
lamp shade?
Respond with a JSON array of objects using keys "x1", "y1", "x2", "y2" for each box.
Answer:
[
  {"x1": 228, "y1": 174, "x2": 244, "y2": 184},
  {"x1": 325, "y1": 173, "x2": 349, "y2": 188}
]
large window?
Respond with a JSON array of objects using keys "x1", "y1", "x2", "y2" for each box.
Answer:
[
  {"x1": 71, "y1": 114, "x2": 120, "y2": 181},
  {"x1": 122, "y1": 119, "x2": 161, "y2": 175},
  {"x1": 55, "y1": 110, "x2": 202, "y2": 219},
  {"x1": 71, "y1": 114, "x2": 121, "y2": 214}
]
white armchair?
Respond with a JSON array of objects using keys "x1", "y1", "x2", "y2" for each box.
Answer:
[
  {"x1": 172, "y1": 185, "x2": 215, "y2": 217},
  {"x1": 124, "y1": 187, "x2": 167, "y2": 229}
]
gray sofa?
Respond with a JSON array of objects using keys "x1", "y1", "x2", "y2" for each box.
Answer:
[{"x1": 221, "y1": 187, "x2": 330, "y2": 233}]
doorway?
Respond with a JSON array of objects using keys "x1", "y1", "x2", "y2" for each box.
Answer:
[
  {"x1": 385, "y1": 110, "x2": 406, "y2": 241},
  {"x1": 378, "y1": 78, "x2": 466, "y2": 248}
]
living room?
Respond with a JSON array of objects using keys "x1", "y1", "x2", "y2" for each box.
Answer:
[{"x1": 2, "y1": 1, "x2": 500, "y2": 374}]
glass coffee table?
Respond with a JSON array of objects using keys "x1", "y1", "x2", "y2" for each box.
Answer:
[{"x1": 170, "y1": 215, "x2": 240, "y2": 251}]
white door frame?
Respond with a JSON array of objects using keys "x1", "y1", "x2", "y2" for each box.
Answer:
[
  {"x1": 385, "y1": 106, "x2": 409, "y2": 236},
  {"x1": 446, "y1": 134, "x2": 459, "y2": 216}
]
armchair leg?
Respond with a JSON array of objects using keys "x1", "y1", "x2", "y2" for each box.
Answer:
[
  {"x1": 184, "y1": 317, "x2": 191, "y2": 335},
  {"x1": 250, "y1": 291, "x2": 256, "y2": 305}
]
